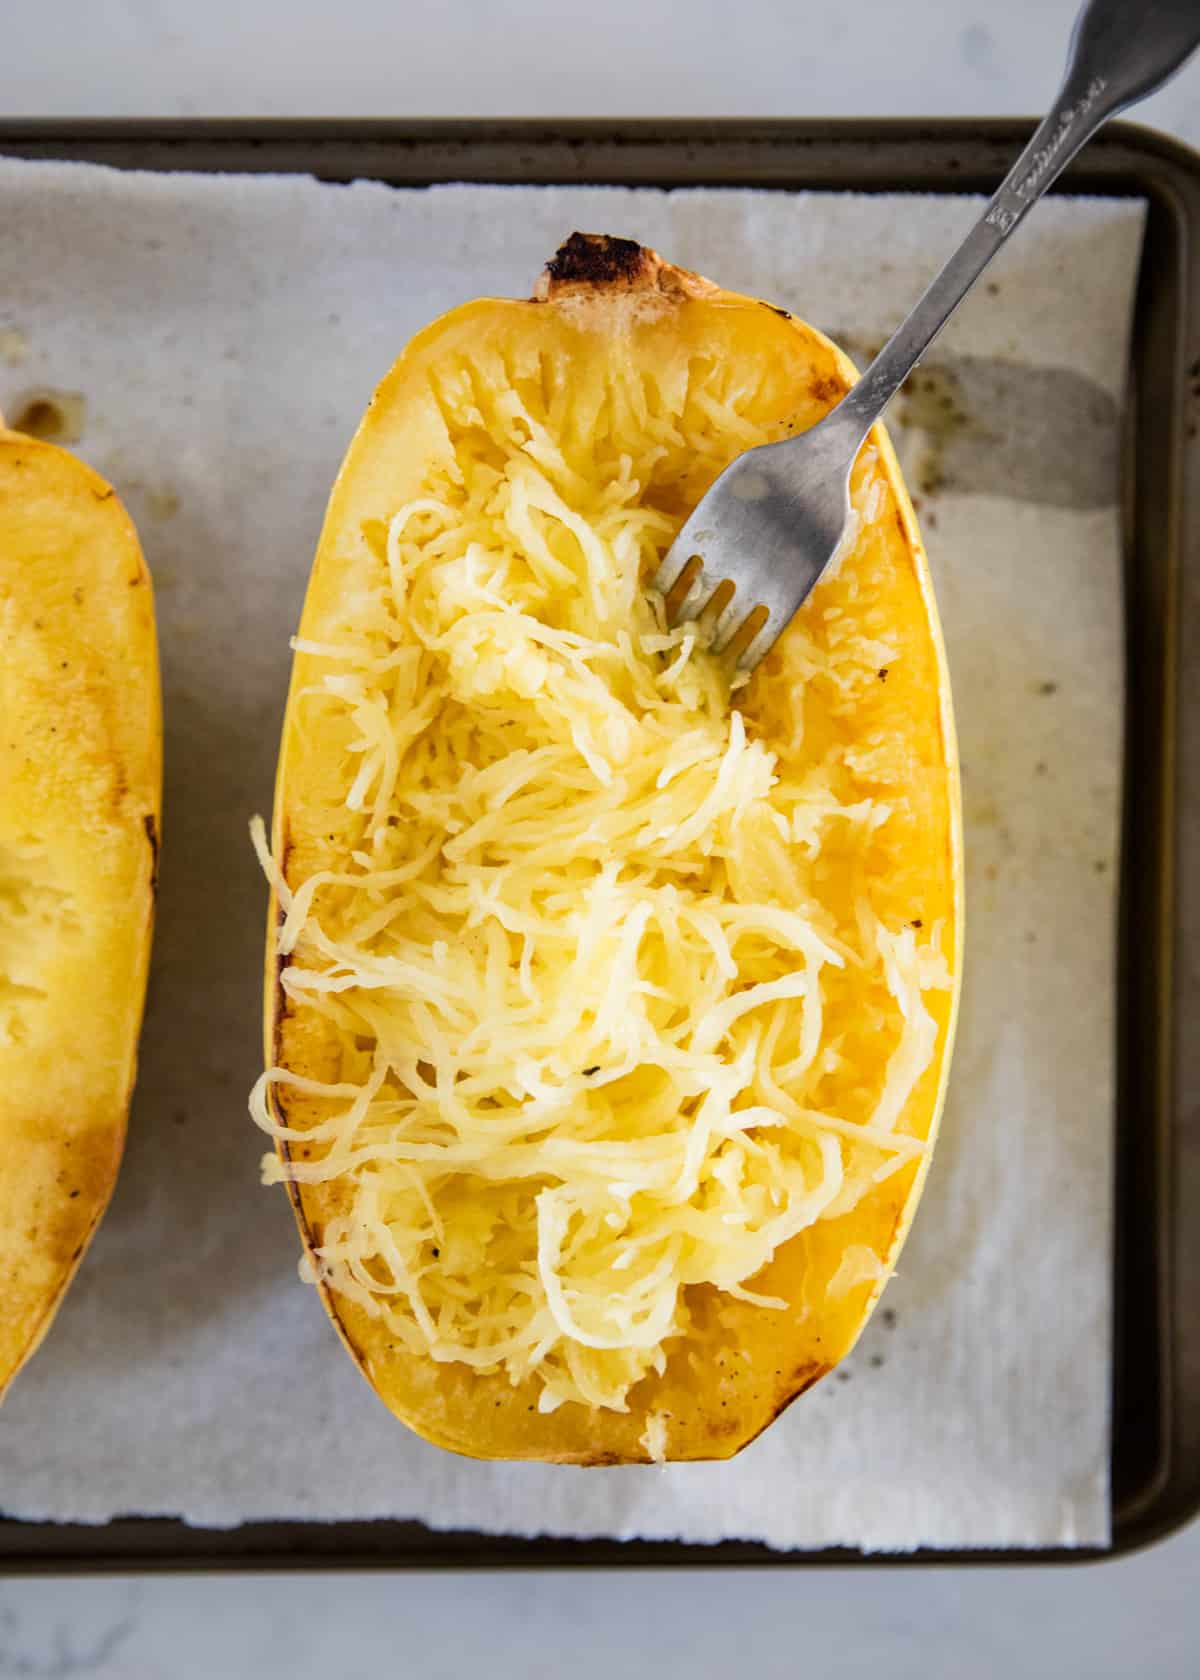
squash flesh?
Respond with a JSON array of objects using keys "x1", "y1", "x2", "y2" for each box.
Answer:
[
  {"x1": 0, "y1": 429, "x2": 160, "y2": 1396},
  {"x1": 263, "y1": 242, "x2": 961, "y2": 1461}
]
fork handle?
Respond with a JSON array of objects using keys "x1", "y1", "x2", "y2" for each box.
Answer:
[{"x1": 830, "y1": 0, "x2": 1200, "y2": 446}]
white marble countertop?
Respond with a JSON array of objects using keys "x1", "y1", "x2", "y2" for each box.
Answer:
[
  {"x1": 3, "y1": 0, "x2": 1198, "y2": 140},
  {"x1": 2, "y1": 1, "x2": 1197, "y2": 1673}
]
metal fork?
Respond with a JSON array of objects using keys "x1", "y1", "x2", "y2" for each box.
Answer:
[{"x1": 654, "y1": 0, "x2": 1200, "y2": 671}]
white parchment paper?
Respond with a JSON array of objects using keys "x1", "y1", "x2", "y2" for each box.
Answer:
[{"x1": 0, "y1": 159, "x2": 1143, "y2": 1549}]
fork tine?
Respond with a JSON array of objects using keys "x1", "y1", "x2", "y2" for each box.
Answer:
[
  {"x1": 731, "y1": 606, "x2": 776, "y2": 670},
  {"x1": 653, "y1": 540, "x2": 704, "y2": 599},
  {"x1": 652, "y1": 498, "x2": 725, "y2": 596},
  {"x1": 707, "y1": 586, "x2": 747, "y2": 653},
  {"x1": 670, "y1": 566, "x2": 718, "y2": 624}
]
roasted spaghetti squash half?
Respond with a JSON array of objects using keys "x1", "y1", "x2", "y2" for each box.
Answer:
[
  {"x1": 256, "y1": 235, "x2": 962, "y2": 1461},
  {"x1": 0, "y1": 421, "x2": 160, "y2": 1397}
]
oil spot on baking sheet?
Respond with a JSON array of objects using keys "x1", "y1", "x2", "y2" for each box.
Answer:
[
  {"x1": 832, "y1": 336, "x2": 1119, "y2": 510},
  {"x1": 95, "y1": 452, "x2": 182, "y2": 523},
  {"x1": 8, "y1": 387, "x2": 87, "y2": 445},
  {"x1": 893, "y1": 362, "x2": 984, "y2": 497},
  {"x1": 142, "y1": 485, "x2": 180, "y2": 521},
  {"x1": 0, "y1": 327, "x2": 28, "y2": 367}
]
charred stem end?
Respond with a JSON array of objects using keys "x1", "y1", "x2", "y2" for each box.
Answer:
[{"x1": 535, "y1": 233, "x2": 716, "y2": 304}]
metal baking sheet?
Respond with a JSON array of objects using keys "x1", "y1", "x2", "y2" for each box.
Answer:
[{"x1": 0, "y1": 118, "x2": 1195, "y2": 1571}]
